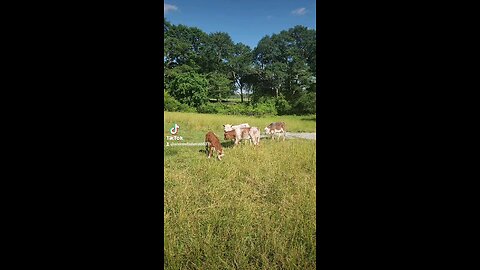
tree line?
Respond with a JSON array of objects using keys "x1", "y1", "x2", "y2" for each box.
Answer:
[{"x1": 164, "y1": 18, "x2": 316, "y2": 115}]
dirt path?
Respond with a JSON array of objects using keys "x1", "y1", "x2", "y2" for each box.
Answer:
[{"x1": 286, "y1": 132, "x2": 316, "y2": 140}]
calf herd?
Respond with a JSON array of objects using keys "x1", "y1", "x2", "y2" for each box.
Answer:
[{"x1": 205, "y1": 122, "x2": 287, "y2": 160}]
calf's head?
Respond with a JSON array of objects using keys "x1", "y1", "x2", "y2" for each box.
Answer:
[{"x1": 223, "y1": 124, "x2": 233, "y2": 132}]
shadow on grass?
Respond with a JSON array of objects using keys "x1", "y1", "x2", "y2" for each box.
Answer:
[
  {"x1": 221, "y1": 140, "x2": 235, "y2": 148},
  {"x1": 198, "y1": 140, "x2": 234, "y2": 156},
  {"x1": 198, "y1": 149, "x2": 208, "y2": 158},
  {"x1": 164, "y1": 147, "x2": 179, "y2": 156}
]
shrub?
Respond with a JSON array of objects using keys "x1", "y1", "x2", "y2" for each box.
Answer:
[
  {"x1": 186, "y1": 98, "x2": 282, "y2": 116},
  {"x1": 197, "y1": 102, "x2": 226, "y2": 114},
  {"x1": 253, "y1": 97, "x2": 277, "y2": 116},
  {"x1": 292, "y1": 92, "x2": 316, "y2": 115},
  {"x1": 275, "y1": 95, "x2": 292, "y2": 115},
  {"x1": 169, "y1": 71, "x2": 209, "y2": 108},
  {"x1": 164, "y1": 90, "x2": 181, "y2": 111},
  {"x1": 164, "y1": 91, "x2": 196, "y2": 112},
  {"x1": 223, "y1": 103, "x2": 250, "y2": 115}
]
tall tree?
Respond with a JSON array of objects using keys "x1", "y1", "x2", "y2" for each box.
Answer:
[
  {"x1": 229, "y1": 43, "x2": 252, "y2": 102},
  {"x1": 206, "y1": 72, "x2": 233, "y2": 102},
  {"x1": 163, "y1": 19, "x2": 317, "y2": 115},
  {"x1": 199, "y1": 32, "x2": 234, "y2": 74},
  {"x1": 251, "y1": 25, "x2": 316, "y2": 110},
  {"x1": 169, "y1": 71, "x2": 209, "y2": 108},
  {"x1": 164, "y1": 22, "x2": 208, "y2": 69}
]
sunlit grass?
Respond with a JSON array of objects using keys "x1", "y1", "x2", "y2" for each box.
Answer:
[
  {"x1": 164, "y1": 112, "x2": 316, "y2": 269},
  {"x1": 164, "y1": 111, "x2": 316, "y2": 141}
]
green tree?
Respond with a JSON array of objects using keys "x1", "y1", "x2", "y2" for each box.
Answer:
[
  {"x1": 292, "y1": 92, "x2": 316, "y2": 115},
  {"x1": 164, "y1": 21, "x2": 208, "y2": 70},
  {"x1": 169, "y1": 71, "x2": 209, "y2": 108},
  {"x1": 199, "y1": 32, "x2": 234, "y2": 74},
  {"x1": 206, "y1": 72, "x2": 233, "y2": 102},
  {"x1": 229, "y1": 43, "x2": 253, "y2": 103},
  {"x1": 163, "y1": 19, "x2": 317, "y2": 115},
  {"x1": 251, "y1": 25, "x2": 316, "y2": 114}
]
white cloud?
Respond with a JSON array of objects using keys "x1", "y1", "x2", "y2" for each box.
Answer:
[
  {"x1": 291, "y1": 7, "x2": 307, "y2": 15},
  {"x1": 164, "y1": 3, "x2": 178, "y2": 14}
]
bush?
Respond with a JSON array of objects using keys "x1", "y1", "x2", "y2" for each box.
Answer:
[
  {"x1": 169, "y1": 71, "x2": 209, "y2": 108},
  {"x1": 178, "y1": 103, "x2": 197, "y2": 113},
  {"x1": 292, "y1": 92, "x2": 316, "y2": 115},
  {"x1": 253, "y1": 97, "x2": 277, "y2": 116},
  {"x1": 164, "y1": 90, "x2": 181, "y2": 111},
  {"x1": 275, "y1": 95, "x2": 292, "y2": 115},
  {"x1": 177, "y1": 98, "x2": 282, "y2": 116},
  {"x1": 164, "y1": 91, "x2": 196, "y2": 112},
  {"x1": 197, "y1": 102, "x2": 227, "y2": 114},
  {"x1": 223, "y1": 103, "x2": 250, "y2": 115}
]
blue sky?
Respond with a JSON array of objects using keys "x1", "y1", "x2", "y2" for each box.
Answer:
[{"x1": 164, "y1": 0, "x2": 316, "y2": 49}]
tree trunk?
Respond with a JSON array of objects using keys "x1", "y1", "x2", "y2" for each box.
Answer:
[{"x1": 240, "y1": 84, "x2": 244, "y2": 103}]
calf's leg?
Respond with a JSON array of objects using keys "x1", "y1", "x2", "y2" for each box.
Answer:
[{"x1": 208, "y1": 146, "x2": 214, "y2": 158}]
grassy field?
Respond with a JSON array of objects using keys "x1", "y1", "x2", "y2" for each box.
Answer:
[
  {"x1": 164, "y1": 112, "x2": 316, "y2": 142},
  {"x1": 164, "y1": 112, "x2": 316, "y2": 269}
]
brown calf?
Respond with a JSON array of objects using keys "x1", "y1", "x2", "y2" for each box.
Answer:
[
  {"x1": 224, "y1": 130, "x2": 237, "y2": 140},
  {"x1": 205, "y1": 131, "x2": 224, "y2": 160}
]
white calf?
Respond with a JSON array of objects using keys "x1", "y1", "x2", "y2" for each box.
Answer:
[
  {"x1": 223, "y1": 123, "x2": 250, "y2": 132},
  {"x1": 249, "y1": 127, "x2": 260, "y2": 146}
]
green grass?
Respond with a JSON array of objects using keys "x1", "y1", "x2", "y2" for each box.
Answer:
[
  {"x1": 164, "y1": 112, "x2": 316, "y2": 269},
  {"x1": 164, "y1": 112, "x2": 316, "y2": 142}
]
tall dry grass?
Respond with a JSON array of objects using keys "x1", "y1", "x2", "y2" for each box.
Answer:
[{"x1": 164, "y1": 112, "x2": 316, "y2": 269}]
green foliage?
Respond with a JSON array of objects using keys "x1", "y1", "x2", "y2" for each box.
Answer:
[
  {"x1": 164, "y1": 64, "x2": 199, "y2": 94},
  {"x1": 164, "y1": 23, "x2": 208, "y2": 69},
  {"x1": 206, "y1": 72, "x2": 233, "y2": 101},
  {"x1": 292, "y1": 92, "x2": 316, "y2": 115},
  {"x1": 164, "y1": 91, "x2": 196, "y2": 112},
  {"x1": 196, "y1": 102, "x2": 273, "y2": 116},
  {"x1": 169, "y1": 71, "x2": 209, "y2": 108},
  {"x1": 197, "y1": 102, "x2": 226, "y2": 114},
  {"x1": 253, "y1": 97, "x2": 278, "y2": 116},
  {"x1": 225, "y1": 103, "x2": 252, "y2": 115},
  {"x1": 200, "y1": 32, "x2": 235, "y2": 74},
  {"x1": 275, "y1": 95, "x2": 292, "y2": 115},
  {"x1": 230, "y1": 43, "x2": 254, "y2": 102},
  {"x1": 163, "y1": 18, "x2": 317, "y2": 116},
  {"x1": 252, "y1": 26, "x2": 316, "y2": 112}
]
